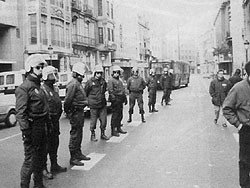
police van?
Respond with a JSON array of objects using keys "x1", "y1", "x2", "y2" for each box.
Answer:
[{"x1": 0, "y1": 70, "x2": 26, "y2": 127}]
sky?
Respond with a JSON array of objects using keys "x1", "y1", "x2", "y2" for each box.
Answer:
[{"x1": 116, "y1": 0, "x2": 221, "y2": 41}]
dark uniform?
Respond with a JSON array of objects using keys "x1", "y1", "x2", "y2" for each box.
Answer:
[
  {"x1": 16, "y1": 74, "x2": 49, "y2": 188},
  {"x1": 85, "y1": 76, "x2": 108, "y2": 141},
  {"x1": 160, "y1": 73, "x2": 172, "y2": 105},
  {"x1": 64, "y1": 78, "x2": 88, "y2": 164},
  {"x1": 42, "y1": 83, "x2": 65, "y2": 173},
  {"x1": 108, "y1": 77, "x2": 127, "y2": 134},
  {"x1": 127, "y1": 75, "x2": 146, "y2": 122},
  {"x1": 146, "y1": 75, "x2": 158, "y2": 112}
]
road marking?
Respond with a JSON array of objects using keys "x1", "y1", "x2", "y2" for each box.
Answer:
[
  {"x1": 233, "y1": 133, "x2": 239, "y2": 143},
  {"x1": 71, "y1": 153, "x2": 106, "y2": 171},
  {"x1": 127, "y1": 121, "x2": 141, "y2": 127},
  {"x1": 107, "y1": 133, "x2": 128, "y2": 143},
  {"x1": 0, "y1": 133, "x2": 21, "y2": 142}
]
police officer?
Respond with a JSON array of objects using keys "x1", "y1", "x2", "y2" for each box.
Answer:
[
  {"x1": 108, "y1": 65, "x2": 127, "y2": 137},
  {"x1": 127, "y1": 67, "x2": 146, "y2": 123},
  {"x1": 42, "y1": 66, "x2": 66, "y2": 178},
  {"x1": 160, "y1": 67, "x2": 172, "y2": 105},
  {"x1": 85, "y1": 65, "x2": 109, "y2": 142},
  {"x1": 15, "y1": 54, "x2": 48, "y2": 188},
  {"x1": 146, "y1": 68, "x2": 158, "y2": 113},
  {"x1": 64, "y1": 62, "x2": 90, "y2": 166}
]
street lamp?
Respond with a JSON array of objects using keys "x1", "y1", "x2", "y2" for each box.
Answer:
[{"x1": 48, "y1": 45, "x2": 53, "y2": 66}]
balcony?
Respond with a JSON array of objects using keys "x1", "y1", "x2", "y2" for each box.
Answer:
[
  {"x1": 83, "y1": 5, "x2": 93, "y2": 17},
  {"x1": 71, "y1": 1, "x2": 93, "y2": 17},
  {"x1": 98, "y1": 41, "x2": 117, "y2": 52},
  {"x1": 71, "y1": 1, "x2": 82, "y2": 12},
  {"x1": 72, "y1": 34, "x2": 96, "y2": 48}
]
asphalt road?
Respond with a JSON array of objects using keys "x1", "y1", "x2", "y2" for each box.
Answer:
[{"x1": 0, "y1": 74, "x2": 240, "y2": 188}]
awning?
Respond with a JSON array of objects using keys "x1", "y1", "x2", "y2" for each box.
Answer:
[{"x1": 0, "y1": 60, "x2": 16, "y2": 64}]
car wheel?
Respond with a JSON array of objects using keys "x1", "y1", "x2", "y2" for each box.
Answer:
[{"x1": 5, "y1": 110, "x2": 17, "y2": 127}]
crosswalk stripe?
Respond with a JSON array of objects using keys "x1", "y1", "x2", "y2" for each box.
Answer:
[
  {"x1": 107, "y1": 133, "x2": 128, "y2": 143},
  {"x1": 127, "y1": 121, "x2": 141, "y2": 127},
  {"x1": 233, "y1": 133, "x2": 239, "y2": 143},
  {"x1": 71, "y1": 153, "x2": 106, "y2": 171}
]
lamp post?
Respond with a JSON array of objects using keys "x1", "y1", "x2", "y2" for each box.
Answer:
[
  {"x1": 244, "y1": 40, "x2": 250, "y2": 76},
  {"x1": 48, "y1": 45, "x2": 53, "y2": 66}
]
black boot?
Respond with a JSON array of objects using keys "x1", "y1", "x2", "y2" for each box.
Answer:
[
  {"x1": 76, "y1": 151, "x2": 91, "y2": 161},
  {"x1": 127, "y1": 114, "x2": 132, "y2": 123},
  {"x1": 70, "y1": 152, "x2": 84, "y2": 166},
  {"x1": 111, "y1": 128, "x2": 120, "y2": 137},
  {"x1": 100, "y1": 130, "x2": 109, "y2": 140},
  {"x1": 42, "y1": 167, "x2": 53, "y2": 180},
  {"x1": 50, "y1": 163, "x2": 67, "y2": 173},
  {"x1": 90, "y1": 130, "x2": 98, "y2": 142},
  {"x1": 152, "y1": 105, "x2": 158, "y2": 112},
  {"x1": 149, "y1": 105, "x2": 152, "y2": 113},
  {"x1": 34, "y1": 171, "x2": 46, "y2": 188},
  {"x1": 117, "y1": 127, "x2": 127, "y2": 134},
  {"x1": 141, "y1": 114, "x2": 146, "y2": 123}
]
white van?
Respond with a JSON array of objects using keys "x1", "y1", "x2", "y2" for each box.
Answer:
[{"x1": 0, "y1": 70, "x2": 26, "y2": 127}]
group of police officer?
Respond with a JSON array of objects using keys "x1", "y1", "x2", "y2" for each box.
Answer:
[{"x1": 15, "y1": 54, "x2": 173, "y2": 188}]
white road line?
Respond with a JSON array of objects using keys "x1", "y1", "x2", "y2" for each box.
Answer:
[
  {"x1": 127, "y1": 121, "x2": 141, "y2": 127},
  {"x1": 107, "y1": 133, "x2": 128, "y2": 143},
  {"x1": 71, "y1": 153, "x2": 106, "y2": 171},
  {"x1": 233, "y1": 133, "x2": 239, "y2": 143},
  {"x1": 0, "y1": 133, "x2": 21, "y2": 142}
]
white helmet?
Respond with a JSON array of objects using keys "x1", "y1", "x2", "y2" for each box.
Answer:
[
  {"x1": 169, "y1": 69, "x2": 173, "y2": 74},
  {"x1": 72, "y1": 62, "x2": 86, "y2": 76},
  {"x1": 93, "y1": 65, "x2": 104, "y2": 73},
  {"x1": 132, "y1": 67, "x2": 139, "y2": 74},
  {"x1": 149, "y1": 68, "x2": 155, "y2": 75},
  {"x1": 163, "y1": 67, "x2": 169, "y2": 72},
  {"x1": 42, "y1": 66, "x2": 58, "y2": 81},
  {"x1": 112, "y1": 65, "x2": 122, "y2": 73},
  {"x1": 25, "y1": 54, "x2": 47, "y2": 72}
]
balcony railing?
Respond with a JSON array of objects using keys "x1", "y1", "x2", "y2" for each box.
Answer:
[
  {"x1": 83, "y1": 4, "x2": 93, "y2": 16},
  {"x1": 72, "y1": 34, "x2": 96, "y2": 47},
  {"x1": 71, "y1": 1, "x2": 93, "y2": 17}
]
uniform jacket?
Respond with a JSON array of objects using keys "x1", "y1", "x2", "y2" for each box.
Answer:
[
  {"x1": 146, "y1": 75, "x2": 157, "y2": 91},
  {"x1": 15, "y1": 74, "x2": 48, "y2": 131},
  {"x1": 107, "y1": 77, "x2": 126, "y2": 103},
  {"x1": 85, "y1": 77, "x2": 107, "y2": 109},
  {"x1": 223, "y1": 79, "x2": 250, "y2": 128},
  {"x1": 64, "y1": 78, "x2": 88, "y2": 113},
  {"x1": 42, "y1": 83, "x2": 62, "y2": 120},
  {"x1": 209, "y1": 77, "x2": 231, "y2": 106},
  {"x1": 127, "y1": 75, "x2": 146, "y2": 93},
  {"x1": 160, "y1": 73, "x2": 172, "y2": 89}
]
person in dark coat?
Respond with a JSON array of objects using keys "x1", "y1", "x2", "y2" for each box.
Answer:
[
  {"x1": 209, "y1": 69, "x2": 231, "y2": 127},
  {"x1": 160, "y1": 67, "x2": 172, "y2": 105},
  {"x1": 64, "y1": 62, "x2": 90, "y2": 166},
  {"x1": 223, "y1": 62, "x2": 250, "y2": 188},
  {"x1": 85, "y1": 65, "x2": 109, "y2": 142},
  {"x1": 229, "y1": 68, "x2": 243, "y2": 88},
  {"x1": 15, "y1": 54, "x2": 48, "y2": 188},
  {"x1": 146, "y1": 68, "x2": 158, "y2": 113}
]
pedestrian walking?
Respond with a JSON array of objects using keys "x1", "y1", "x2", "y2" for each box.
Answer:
[
  {"x1": 160, "y1": 67, "x2": 172, "y2": 105},
  {"x1": 107, "y1": 65, "x2": 127, "y2": 137},
  {"x1": 85, "y1": 65, "x2": 109, "y2": 142},
  {"x1": 41, "y1": 66, "x2": 67, "y2": 179},
  {"x1": 209, "y1": 69, "x2": 231, "y2": 127},
  {"x1": 127, "y1": 67, "x2": 146, "y2": 123},
  {"x1": 15, "y1": 54, "x2": 48, "y2": 188},
  {"x1": 64, "y1": 62, "x2": 90, "y2": 166},
  {"x1": 229, "y1": 68, "x2": 243, "y2": 88},
  {"x1": 146, "y1": 68, "x2": 158, "y2": 113},
  {"x1": 223, "y1": 62, "x2": 250, "y2": 188}
]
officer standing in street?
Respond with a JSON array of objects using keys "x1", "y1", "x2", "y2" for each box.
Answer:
[
  {"x1": 64, "y1": 62, "x2": 90, "y2": 166},
  {"x1": 223, "y1": 62, "x2": 250, "y2": 188},
  {"x1": 127, "y1": 67, "x2": 146, "y2": 123},
  {"x1": 41, "y1": 66, "x2": 67, "y2": 179},
  {"x1": 15, "y1": 54, "x2": 48, "y2": 188},
  {"x1": 107, "y1": 65, "x2": 127, "y2": 137},
  {"x1": 85, "y1": 65, "x2": 109, "y2": 142},
  {"x1": 229, "y1": 68, "x2": 243, "y2": 88},
  {"x1": 146, "y1": 68, "x2": 158, "y2": 113},
  {"x1": 160, "y1": 67, "x2": 172, "y2": 105},
  {"x1": 209, "y1": 69, "x2": 231, "y2": 127}
]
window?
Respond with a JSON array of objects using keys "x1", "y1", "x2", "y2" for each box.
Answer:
[
  {"x1": 111, "y1": 29, "x2": 114, "y2": 42},
  {"x1": 107, "y1": 1, "x2": 109, "y2": 16},
  {"x1": 30, "y1": 14, "x2": 37, "y2": 44},
  {"x1": 41, "y1": 15, "x2": 47, "y2": 45},
  {"x1": 6, "y1": 75, "x2": 14, "y2": 85},
  {"x1": 51, "y1": 18, "x2": 64, "y2": 47},
  {"x1": 107, "y1": 28, "x2": 110, "y2": 41},
  {"x1": 98, "y1": 27, "x2": 103, "y2": 44},
  {"x1": 0, "y1": 76, "x2": 4, "y2": 85},
  {"x1": 98, "y1": 0, "x2": 102, "y2": 16},
  {"x1": 65, "y1": 23, "x2": 70, "y2": 48},
  {"x1": 111, "y1": 3, "x2": 113, "y2": 19},
  {"x1": 16, "y1": 28, "x2": 20, "y2": 38}
]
